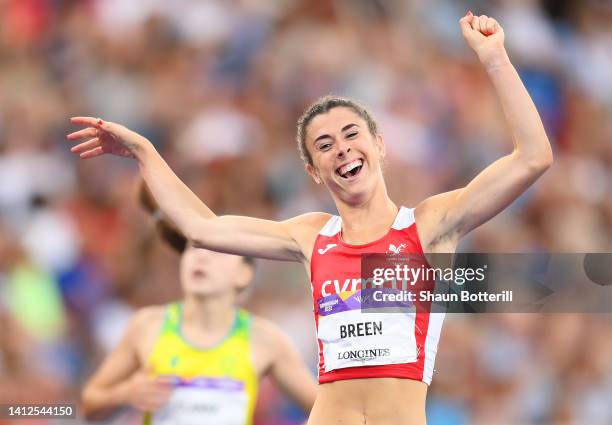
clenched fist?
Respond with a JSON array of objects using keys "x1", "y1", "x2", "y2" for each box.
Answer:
[{"x1": 459, "y1": 11, "x2": 510, "y2": 71}]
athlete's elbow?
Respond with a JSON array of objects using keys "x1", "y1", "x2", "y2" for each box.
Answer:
[
  {"x1": 537, "y1": 140, "x2": 554, "y2": 169},
  {"x1": 188, "y1": 225, "x2": 230, "y2": 253},
  {"x1": 531, "y1": 147, "x2": 553, "y2": 174},
  {"x1": 81, "y1": 407, "x2": 113, "y2": 422},
  {"x1": 79, "y1": 399, "x2": 116, "y2": 421},
  {"x1": 516, "y1": 144, "x2": 553, "y2": 176},
  {"x1": 79, "y1": 390, "x2": 100, "y2": 421},
  {"x1": 185, "y1": 219, "x2": 214, "y2": 248},
  {"x1": 185, "y1": 228, "x2": 203, "y2": 248},
  {"x1": 80, "y1": 405, "x2": 97, "y2": 422}
]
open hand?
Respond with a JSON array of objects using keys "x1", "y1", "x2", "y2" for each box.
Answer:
[
  {"x1": 459, "y1": 11, "x2": 509, "y2": 70},
  {"x1": 67, "y1": 117, "x2": 150, "y2": 159}
]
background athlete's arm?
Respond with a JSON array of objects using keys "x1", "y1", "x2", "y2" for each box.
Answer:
[
  {"x1": 80, "y1": 309, "x2": 171, "y2": 420},
  {"x1": 415, "y1": 12, "x2": 553, "y2": 248},
  {"x1": 67, "y1": 118, "x2": 313, "y2": 262},
  {"x1": 256, "y1": 320, "x2": 317, "y2": 413}
]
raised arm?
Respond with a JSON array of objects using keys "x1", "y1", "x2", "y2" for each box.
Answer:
[
  {"x1": 67, "y1": 118, "x2": 316, "y2": 262},
  {"x1": 416, "y1": 12, "x2": 553, "y2": 250}
]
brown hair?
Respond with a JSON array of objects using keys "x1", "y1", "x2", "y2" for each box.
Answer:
[
  {"x1": 138, "y1": 182, "x2": 254, "y2": 266},
  {"x1": 296, "y1": 95, "x2": 378, "y2": 166}
]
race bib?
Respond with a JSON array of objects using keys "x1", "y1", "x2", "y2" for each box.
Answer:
[
  {"x1": 151, "y1": 377, "x2": 248, "y2": 425},
  {"x1": 317, "y1": 290, "x2": 418, "y2": 372}
]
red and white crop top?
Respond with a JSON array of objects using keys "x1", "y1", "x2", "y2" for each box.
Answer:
[{"x1": 310, "y1": 206, "x2": 445, "y2": 385}]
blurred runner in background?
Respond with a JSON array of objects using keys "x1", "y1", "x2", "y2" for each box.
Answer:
[{"x1": 80, "y1": 184, "x2": 316, "y2": 425}]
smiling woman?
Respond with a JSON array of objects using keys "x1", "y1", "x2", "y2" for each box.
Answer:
[
  {"x1": 68, "y1": 11, "x2": 553, "y2": 425},
  {"x1": 296, "y1": 96, "x2": 379, "y2": 166},
  {"x1": 299, "y1": 101, "x2": 387, "y2": 208}
]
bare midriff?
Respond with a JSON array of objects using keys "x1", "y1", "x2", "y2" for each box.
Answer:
[{"x1": 308, "y1": 378, "x2": 427, "y2": 425}]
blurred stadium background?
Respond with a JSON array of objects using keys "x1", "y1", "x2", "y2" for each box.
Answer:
[{"x1": 0, "y1": 0, "x2": 611, "y2": 424}]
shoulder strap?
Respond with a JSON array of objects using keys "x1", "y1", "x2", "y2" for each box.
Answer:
[
  {"x1": 161, "y1": 302, "x2": 181, "y2": 334},
  {"x1": 319, "y1": 215, "x2": 342, "y2": 236},
  {"x1": 233, "y1": 309, "x2": 251, "y2": 339},
  {"x1": 391, "y1": 207, "x2": 415, "y2": 231}
]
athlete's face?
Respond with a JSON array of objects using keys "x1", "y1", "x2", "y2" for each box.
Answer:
[
  {"x1": 305, "y1": 107, "x2": 385, "y2": 202},
  {"x1": 180, "y1": 246, "x2": 252, "y2": 296}
]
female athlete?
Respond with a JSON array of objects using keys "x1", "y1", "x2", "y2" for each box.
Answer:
[
  {"x1": 69, "y1": 13, "x2": 552, "y2": 425},
  {"x1": 80, "y1": 186, "x2": 317, "y2": 424}
]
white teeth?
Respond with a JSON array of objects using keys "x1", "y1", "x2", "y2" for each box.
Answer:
[{"x1": 338, "y1": 159, "x2": 363, "y2": 176}]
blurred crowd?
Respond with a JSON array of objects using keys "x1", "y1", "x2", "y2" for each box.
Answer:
[{"x1": 0, "y1": 0, "x2": 611, "y2": 424}]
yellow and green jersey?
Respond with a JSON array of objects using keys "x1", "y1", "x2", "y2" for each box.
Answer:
[{"x1": 144, "y1": 303, "x2": 258, "y2": 425}]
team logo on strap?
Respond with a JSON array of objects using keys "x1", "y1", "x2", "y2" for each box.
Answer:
[
  {"x1": 318, "y1": 243, "x2": 338, "y2": 255},
  {"x1": 387, "y1": 243, "x2": 406, "y2": 255}
]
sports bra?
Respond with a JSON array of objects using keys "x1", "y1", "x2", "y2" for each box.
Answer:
[
  {"x1": 310, "y1": 207, "x2": 445, "y2": 384},
  {"x1": 145, "y1": 304, "x2": 258, "y2": 425}
]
